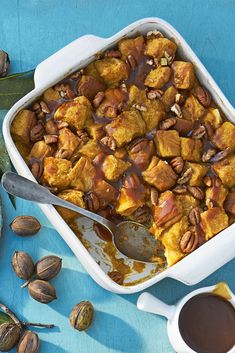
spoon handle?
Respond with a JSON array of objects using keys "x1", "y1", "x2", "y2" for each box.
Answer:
[{"x1": 1, "y1": 172, "x2": 116, "y2": 234}]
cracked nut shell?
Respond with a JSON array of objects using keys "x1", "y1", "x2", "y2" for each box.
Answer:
[
  {"x1": 10, "y1": 216, "x2": 41, "y2": 237},
  {"x1": 70, "y1": 301, "x2": 94, "y2": 331},
  {"x1": 28, "y1": 280, "x2": 57, "y2": 304},
  {"x1": 35, "y1": 255, "x2": 62, "y2": 281},
  {"x1": 17, "y1": 330, "x2": 40, "y2": 353},
  {"x1": 0, "y1": 322, "x2": 21, "y2": 352},
  {"x1": 12, "y1": 251, "x2": 35, "y2": 280}
]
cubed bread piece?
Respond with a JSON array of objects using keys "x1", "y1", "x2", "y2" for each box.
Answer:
[
  {"x1": 202, "y1": 108, "x2": 223, "y2": 128},
  {"x1": 144, "y1": 66, "x2": 172, "y2": 89},
  {"x1": 92, "y1": 179, "x2": 118, "y2": 209},
  {"x1": 43, "y1": 88, "x2": 61, "y2": 102},
  {"x1": 78, "y1": 140, "x2": 102, "y2": 159},
  {"x1": 102, "y1": 155, "x2": 131, "y2": 181},
  {"x1": 181, "y1": 137, "x2": 202, "y2": 162},
  {"x1": 128, "y1": 85, "x2": 165, "y2": 131},
  {"x1": 54, "y1": 96, "x2": 92, "y2": 130},
  {"x1": 116, "y1": 187, "x2": 144, "y2": 216},
  {"x1": 224, "y1": 192, "x2": 235, "y2": 215},
  {"x1": 212, "y1": 155, "x2": 235, "y2": 188},
  {"x1": 146, "y1": 37, "x2": 177, "y2": 59},
  {"x1": 57, "y1": 128, "x2": 80, "y2": 159},
  {"x1": 106, "y1": 110, "x2": 146, "y2": 147},
  {"x1": 182, "y1": 95, "x2": 205, "y2": 121},
  {"x1": 205, "y1": 185, "x2": 228, "y2": 208},
  {"x1": 56, "y1": 189, "x2": 85, "y2": 221},
  {"x1": 153, "y1": 191, "x2": 182, "y2": 228},
  {"x1": 186, "y1": 162, "x2": 209, "y2": 186},
  {"x1": 200, "y1": 207, "x2": 228, "y2": 240},
  {"x1": 70, "y1": 156, "x2": 96, "y2": 192},
  {"x1": 96, "y1": 88, "x2": 127, "y2": 119},
  {"x1": 172, "y1": 61, "x2": 195, "y2": 89},
  {"x1": 11, "y1": 110, "x2": 37, "y2": 145},
  {"x1": 155, "y1": 130, "x2": 181, "y2": 157},
  {"x1": 213, "y1": 122, "x2": 235, "y2": 151},
  {"x1": 143, "y1": 156, "x2": 178, "y2": 191},
  {"x1": 175, "y1": 193, "x2": 199, "y2": 216},
  {"x1": 174, "y1": 118, "x2": 194, "y2": 136},
  {"x1": 84, "y1": 62, "x2": 103, "y2": 81},
  {"x1": 118, "y1": 35, "x2": 144, "y2": 62},
  {"x1": 86, "y1": 123, "x2": 104, "y2": 140},
  {"x1": 161, "y1": 216, "x2": 189, "y2": 266},
  {"x1": 128, "y1": 138, "x2": 155, "y2": 171},
  {"x1": 43, "y1": 157, "x2": 72, "y2": 189},
  {"x1": 161, "y1": 86, "x2": 178, "y2": 111},
  {"x1": 28, "y1": 141, "x2": 54, "y2": 160},
  {"x1": 95, "y1": 58, "x2": 128, "y2": 86},
  {"x1": 77, "y1": 75, "x2": 106, "y2": 100}
]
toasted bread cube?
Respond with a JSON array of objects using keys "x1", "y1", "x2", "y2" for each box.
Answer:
[
  {"x1": 11, "y1": 110, "x2": 37, "y2": 145},
  {"x1": 93, "y1": 179, "x2": 118, "y2": 209},
  {"x1": 213, "y1": 122, "x2": 235, "y2": 151},
  {"x1": 181, "y1": 137, "x2": 202, "y2": 162},
  {"x1": 186, "y1": 162, "x2": 209, "y2": 186},
  {"x1": 161, "y1": 86, "x2": 178, "y2": 111},
  {"x1": 43, "y1": 88, "x2": 61, "y2": 102},
  {"x1": 54, "y1": 96, "x2": 92, "y2": 130},
  {"x1": 143, "y1": 156, "x2": 177, "y2": 191},
  {"x1": 146, "y1": 37, "x2": 177, "y2": 59},
  {"x1": 224, "y1": 192, "x2": 235, "y2": 215},
  {"x1": 212, "y1": 155, "x2": 235, "y2": 188},
  {"x1": 43, "y1": 157, "x2": 72, "y2": 189},
  {"x1": 128, "y1": 85, "x2": 165, "y2": 131},
  {"x1": 77, "y1": 75, "x2": 106, "y2": 100},
  {"x1": 70, "y1": 156, "x2": 96, "y2": 192},
  {"x1": 116, "y1": 187, "x2": 144, "y2": 216},
  {"x1": 155, "y1": 130, "x2": 181, "y2": 157},
  {"x1": 200, "y1": 207, "x2": 228, "y2": 240},
  {"x1": 78, "y1": 140, "x2": 102, "y2": 159},
  {"x1": 128, "y1": 139, "x2": 155, "y2": 171},
  {"x1": 102, "y1": 155, "x2": 131, "y2": 181},
  {"x1": 144, "y1": 66, "x2": 172, "y2": 89},
  {"x1": 57, "y1": 128, "x2": 80, "y2": 159},
  {"x1": 153, "y1": 191, "x2": 182, "y2": 228},
  {"x1": 86, "y1": 123, "x2": 104, "y2": 140},
  {"x1": 96, "y1": 88, "x2": 127, "y2": 119},
  {"x1": 84, "y1": 61, "x2": 103, "y2": 81},
  {"x1": 118, "y1": 35, "x2": 144, "y2": 62},
  {"x1": 203, "y1": 108, "x2": 222, "y2": 128},
  {"x1": 172, "y1": 61, "x2": 195, "y2": 89},
  {"x1": 175, "y1": 193, "x2": 199, "y2": 216},
  {"x1": 182, "y1": 95, "x2": 205, "y2": 121},
  {"x1": 161, "y1": 216, "x2": 189, "y2": 266},
  {"x1": 56, "y1": 189, "x2": 85, "y2": 221},
  {"x1": 206, "y1": 185, "x2": 228, "y2": 208},
  {"x1": 106, "y1": 110, "x2": 146, "y2": 147},
  {"x1": 95, "y1": 58, "x2": 128, "y2": 86},
  {"x1": 28, "y1": 141, "x2": 54, "y2": 160}
]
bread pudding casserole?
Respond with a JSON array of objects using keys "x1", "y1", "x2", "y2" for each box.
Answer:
[{"x1": 11, "y1": 30, "x2": 235, "y2": 278}]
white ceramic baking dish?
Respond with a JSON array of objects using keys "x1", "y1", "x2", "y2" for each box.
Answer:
[{"x1": 3, "y1": 18, "x2": 235, "y2": 294}]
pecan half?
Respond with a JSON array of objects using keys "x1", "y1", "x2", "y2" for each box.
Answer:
[
  {"x1": 54, "y1": 83, "x2": 75, "y2": 99},
  {"x1": 159, "y1": 117, "x2": 177, "y2": 130},
  {"x1": 32, "y1": 101, "x2": 50, "y2": 119},
  {"x1": 146, "y1": 30, "x2": 164, "y2": 39},
  {"x1": 194, "y1": 86, "x2": 211, "y2": 107},
  {"x1": 93, "y1": 91, "x2": 105, "y2": 108},
  {"x1": 132, "y1": 206, "x2": 151, "y2": 224},
  {"x1": 203, "y1": 175, "x2": 221, "y2": 188},
  {"x1": 204, "y1": 121, "x2": 215, "y2": 139},
  {"x1": 170, "y1": 103, "x2": 182, "y2": 118},
  {"x1": 44, "y1": 134, "x2": 58, "y2": 144},
  {"x1": 132, "y1": 103, "x2": 147, "y2": 112},
  {"x1": 45, "y1": 119, "x2": 59, "y2": 135},
  {"x1": 172, "y1": 185, "x2": 187, "y2": 194},
  {"x1": 86, "y1": 192, "x2": 100, "y2": 212},
  {"x1": 191, "y1": 125, "x2": 206, "y2": 139},
  {"x1": 30, "y1": 124, "x2": 44, "y2": 142},
  {"x1": 57, "y1": 121, "x2": 69, "y2": 129},
  {"x1": 175, "y1": 93, "x2": 184, "y2": 105},
  {"x1": 188, "y1": 206, "x2": 201, "y2": 225},
  {"x1": 202, "y1": 148, "x2": 217, "y2": 162},
  {"x1": 76, "y1": 129, "x2": 89, "y2": 143},
  {"x1": 205, "y1": 198, "x2": 215, "y2": 209},
  {"x1": 187, "y1": 186, "x2": 205, "y2": 200},
  {"x1": 180, "y1": 230, "x2": 199, "y2": 253},
  {"x1": 55, "y1": 148, "x2": 72, "y2": 159},
  {"x1": 123, "y1": 173, "x2": 140, "y2": 189},
  {"x1": 170, "y1": 157, "x2": 184, "y2": 174},
  {"x1": 147, "y1": 89, "x2": 163, "y2": 100},
  {"x1": 108, "y1": 271, "x2": 124, "y2": 285},
  {"x1": 150, "y1": 187, "x2": 159, "y2": 206},
  {"x1": 126, "y1": 54, "x2": 137, "y2": 70},
  {"x1": 177, "y1": 168, "x2": 192, "y2": 184},
  {"x1": 30, "y1": 162, "x2": 43, "y2": 181},
  {"x1": 104, "y1": 50, "x2": 121, "y2": 58},
  {"x1": 210, "y1": 147, "x2": 231, "y2": 162},
  {"x1": 100, "y1": 136, "x2": 117, "y2": 151}
]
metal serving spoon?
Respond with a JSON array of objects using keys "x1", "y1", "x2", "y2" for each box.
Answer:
[{"x1": 2, "y1": 171, "x2": 165, "y2": 264}]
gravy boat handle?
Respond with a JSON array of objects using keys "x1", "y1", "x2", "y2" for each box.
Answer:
[{"x1": 137, "y1": 292, "x2": 176, "y2": 320}]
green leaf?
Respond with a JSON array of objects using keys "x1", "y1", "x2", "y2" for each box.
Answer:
[
  {"x1": 0, "y1": 70, "x2": 34, "y2": 110},
  {"x1": 0, "y1": 312, "x2": 13, "y2": 325}
]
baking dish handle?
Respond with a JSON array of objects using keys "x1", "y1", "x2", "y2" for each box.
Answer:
[
  {"x1": 166, "y1": 226, "x2": 235, "y2": 285},
  {"x1": 34, "y1": 34, "x2": 108, "y2": 89}
]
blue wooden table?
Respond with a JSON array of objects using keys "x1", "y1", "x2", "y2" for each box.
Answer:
[{"x1": 0, "y1": 1, "x2": 235, "y2": 352}]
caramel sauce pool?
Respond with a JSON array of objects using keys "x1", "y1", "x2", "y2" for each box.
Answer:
[{"x1": 178, "y1": 293, "x2": 235, "y2": 353}]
